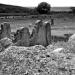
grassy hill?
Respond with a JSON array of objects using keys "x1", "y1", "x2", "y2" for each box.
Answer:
[
  {"x1": 0, "y1": 3, "x2": 73, "y2": 16},
  {"x1": 0, "y1": 3, "x2": 38, "y2": 16}
]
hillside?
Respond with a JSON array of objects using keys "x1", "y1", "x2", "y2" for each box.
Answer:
[
  {"x1": 0, "y1": 3, "x2": 37, "y2": 16},
  {"x1": 0, "y1": 3, "x2": 73, "y2": 16}
]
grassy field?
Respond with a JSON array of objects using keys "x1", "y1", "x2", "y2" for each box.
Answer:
[{"x1": 0, "y1": 13, "x2": 75, "y2": 36}]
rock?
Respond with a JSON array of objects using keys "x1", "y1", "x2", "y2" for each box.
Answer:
[
  {"x1": 52, "y1": 48, "x2": 64, "y2": 53},
  {"x1": 68, "y1": 34, "x2": 75, "y2": 42},
  {"x1": 68, "y1": 34, "x2": 75, "y2": 46},
  {"x1": 15, "y1": 27, "x2": 30, "y2": 47},
  {"x1": 0, "y1": 37, "x2": 13, "y2": 48},
  {"x1": 0, "y1": 22, "x2": 11, "y2": 39},
  {"x1": 32, "y1": 45, "x2": 46, "y2": 50}
]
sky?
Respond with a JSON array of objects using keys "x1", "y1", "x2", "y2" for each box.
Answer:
[{"x1": 0, "y1": 0, "x2": 75, "y2": 7}]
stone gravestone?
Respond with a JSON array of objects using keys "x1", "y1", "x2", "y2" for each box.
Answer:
[
  {"x1": 30, "y1": 20, "x2": 49, "y2": 46},
  {"x1": 15, "y1": 27, "x2": 30, "y2": 47},
  {"x1": 0, "y1": 22, "x2": 11, "y2": 39},
  {"x1": 45, "y1": 21, "x2": 51, "y2": 44},
  {"x1": 30, "y1": 20, "x2": 43, "y2": 46},
  {"x1": 30, "y1": 20, "x2": 51, "y2": 47}
]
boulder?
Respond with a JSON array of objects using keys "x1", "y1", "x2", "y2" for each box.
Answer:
[
  {"x1": 68, "y1": 34, "x2": 75, "y2": 45},
  {"x1": 52, "y1": 48, "x2": 64, "y2": 53},
  {"x1": 0, "y1": 22, "x2": 11, "y2": 39},
  {"x1": 0, "y1": 37, "x2": 13, "y2": 49},
  {"x1": 68, "y1": 34, "x2": 75, "y2": 42}
]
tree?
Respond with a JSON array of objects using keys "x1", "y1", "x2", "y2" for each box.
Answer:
[
  {"x1": 70, "y1": 7, "x2": 75, "y2": 13},
  {"x1": 37, "y1": 2, "x2": 51, "y2": 14}
]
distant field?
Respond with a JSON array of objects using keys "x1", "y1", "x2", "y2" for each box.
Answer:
[{"x1": 0, "y1": 13, "x2": 75, "y2": 36}]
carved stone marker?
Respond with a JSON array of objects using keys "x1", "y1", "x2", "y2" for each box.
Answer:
[
  {"x1": 15, "y1": 27, "x2": 30, "y2": 47},
  {"x1": 30, "y1": 20, "x2": 51, "y2": 47},
  {"x1": 0, "y1": 22, "x2": 11, "y2": 39}
]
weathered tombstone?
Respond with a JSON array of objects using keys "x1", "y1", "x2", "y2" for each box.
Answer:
[
  {"x1": 30, "y1": 20, "x2": 43, "y2": 46},
  {"x1": 15, "y1": 27, "x2": 30, "y2": 47},
  {"x1": 45, "y1": 21, "x2": 51, "y2": 44},
  {"x1": 30, "y1": 20, "x2": 49, "y2": 46},
  {"x1": 0, "y1": 22, "x2": 11, "y2": 39}
]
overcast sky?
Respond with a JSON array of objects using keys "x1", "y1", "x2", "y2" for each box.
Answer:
[{"x1": 0, "y1": 0, "x2": 75, "y2": 7}]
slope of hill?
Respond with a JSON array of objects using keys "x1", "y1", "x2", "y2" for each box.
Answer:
[
  {"x1": 0, "y1": 3, "x2": 72, "y2": 16},
  {"x1": 0, "y1": 3, "x2": 37, "y2": 16}
]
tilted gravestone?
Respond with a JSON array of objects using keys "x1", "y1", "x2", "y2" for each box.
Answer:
[
  {"x1": 0, "y1": 22, "x2": 11, "y2": 39},
  {"x1": 14, "y1": 27, "x2": 30, "y2": 47}
]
